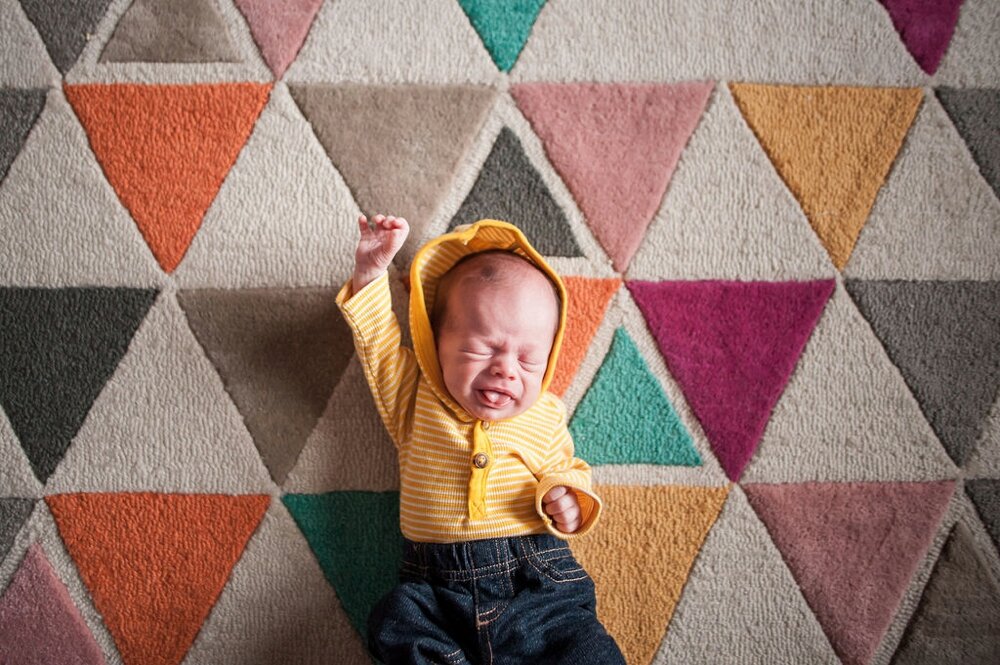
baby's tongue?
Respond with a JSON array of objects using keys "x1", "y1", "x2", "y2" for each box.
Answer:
[{"x1": 481, "y1": 389, "x2": 511, "y2": 406}]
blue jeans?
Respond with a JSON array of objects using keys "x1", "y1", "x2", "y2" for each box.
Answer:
[{"x1": 367, "y1": 534, "x2": 626, "y2": 664}]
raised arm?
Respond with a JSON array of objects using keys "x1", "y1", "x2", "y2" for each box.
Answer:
[{"x1": 337, "y1": 214, "x2": 419, "y2": 448}]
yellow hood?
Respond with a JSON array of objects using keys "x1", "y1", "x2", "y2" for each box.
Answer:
[{"x1": 409, "y1": 220, "x2": 568, "y2": 420}]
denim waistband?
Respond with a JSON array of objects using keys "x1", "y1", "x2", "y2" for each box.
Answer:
[{"x1": 402, "y1": 534, "x2": 570, "y2": 577}]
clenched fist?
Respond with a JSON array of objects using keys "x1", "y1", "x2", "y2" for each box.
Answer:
[{"x1": 351, "y1": 214, "x2": 409, "y2": 294}]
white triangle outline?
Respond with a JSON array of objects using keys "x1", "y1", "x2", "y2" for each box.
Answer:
[
  {"x1": 184, "y1": 498, "x2": 370, "y2": 664},
  {"x1": 0, "y1": 87, "x2": 164, "y2": 287},
  {"x1": 45, "y1": 291, "x2": 276, "y2": 493},
  {"x1": 628, "y1": 83, "x2": 836, "y2": 281},
  {"x1": 513, "y1": 0, "x2": 922, "y2": 84},
  {"x1": 744, "y1": 280, "x2": 960, "y2": 483},
  {"x1": 0, "y1": 0, "x2": 60, "y2": 86},
  {"x1": 846, "y1": 92, "x2": 1000, "y2": 280},
  {"x1": 175, "y1": 83, "x2": 360, "y2": 288},
  {"x1": 284, "y1": 0, "x2": 498, "y2": 84},
  {"x1": 654, "y1": 485, "x2": 839, "y2": 664}
]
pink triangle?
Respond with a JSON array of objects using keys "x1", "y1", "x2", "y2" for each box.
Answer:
[
  {"x1": 878, "y1": 0, "x2": 964, "y2": 75},
  {"x1": 0, "y1": 543, "x2": 106, "y2": 665},
  {"x1": 511, "y1": 82, "x2": 712, "y2": 272},
  {"x1": 628, "y1": 279, "x2": 834, "y2": 481},
  {"x1": 233, "y1": 0, "x2": 323, "y2": 78},
  {"x1": 743, "y1": 481, "x2": 955, "y2": 665}
]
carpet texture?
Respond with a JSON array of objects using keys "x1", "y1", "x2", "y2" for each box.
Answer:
[{"x1": 1, "y1": 1, "x2": 998, "y2": 664}]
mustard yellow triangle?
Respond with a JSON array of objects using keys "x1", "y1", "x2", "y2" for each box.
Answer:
[
  {"x1": 572, "y1": 484, "x2": 729, "y2": 665},
  {"x1": 729, "y1": 84, "x2": 922, "y2": 270}
]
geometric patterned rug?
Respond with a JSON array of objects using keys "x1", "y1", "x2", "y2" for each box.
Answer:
[{"x1": 2, "y1": 1, "x2": 999, "y2": 663}]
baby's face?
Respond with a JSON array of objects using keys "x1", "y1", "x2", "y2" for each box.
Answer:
[{"x1": 435, "y1": 273, "x2": 559, "y2": 421}]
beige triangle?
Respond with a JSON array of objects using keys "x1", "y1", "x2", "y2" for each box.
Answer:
[
  {"x1": 514, "y1": 0, "x2": 922, "y2": 84},
  {"x1": 628, "y1": 84, "x2": 835, "y2": 280},
  {"x1": 184, "y1": 500, "x2": 369, "y2": 664},
  {"x1": 655, "y1": 486, "x2": 839, "y2": 664},
  {"x1": 99, "y1": 0, "x2": 240, "y2": 64},
  {"x1": 283, "y1": 357, "x2": 399, "y2": 493},
  {"x1": 0, "y1": 409, "x2": 41, "y2": 497},
  {"x1": 288, "y1": 83, "x2": 496, "y2": 256},
  {"x1": 175, "y1": 83, "x2": 359, "y2": 288},
  {"x1": 285, "y1": 0, "x2": 497, "y2": 84},
  {"x1": 572, "y1": 484, "x2": 729, "y2": 665},
  {"x1": 931, "y1": 0, "x2": 1000, "y2": 87},
  {"x1": 0, "y1": 502, "x2": 121, "y2": 664},
  {"x1": 966, "y1": 394, "x2": 1000, "y2": 478},
  {"x1": 0, "y1": 88, "x2": 163, "y2": 287},
  {"x1": 0, "y1": 0, "x2": 59, "y2": 86},
  {"x1": 69, "y1": 0, "x2": 270, "y2": 83},
  {"x1": 743, "y1": 282, "x2": 958, "y2": 483},
  {"x1": 45, "y1": 291, "x2": 274, "y2": 493},
  {"x1": 846, "y1": 94, "x2": 1000, "y2": 280}
]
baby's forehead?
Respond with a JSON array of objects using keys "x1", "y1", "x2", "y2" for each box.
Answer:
[{"x1": 447, "y1": 254, "x2": 555, "y2": 299}]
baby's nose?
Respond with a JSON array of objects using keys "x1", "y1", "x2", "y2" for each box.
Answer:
[{"x1": 490, "y1": 356, "x2": 516, "y2": 379}]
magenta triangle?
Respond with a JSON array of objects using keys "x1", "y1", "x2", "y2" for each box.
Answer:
[
  {"x1": 233, "y1": 0, "x2": 323, "y2": 78},
  {"x1": 743, "y1": 481, "x2": 955, "y2": 665},
  {"x1": 877, "y1": 0, "x2": 964, "y2": 75},
  {"x1": 627, "y1": 279, "x2": 834, "y2": 481},
  {"x1": 511, "y1": 82, "x2": 712, "y2": 272},
  {"x1": 0, "y1": 543, "x2": 106, "y2": 665}
]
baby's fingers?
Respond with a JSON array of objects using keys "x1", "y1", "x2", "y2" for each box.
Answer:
[{"x1": 357, "y1": 215, "x2": 370, "y2": 235}]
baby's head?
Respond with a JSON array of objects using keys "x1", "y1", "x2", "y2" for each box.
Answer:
[{"x1": 433, "y1": 250, "x2": 561, "y2": 421}]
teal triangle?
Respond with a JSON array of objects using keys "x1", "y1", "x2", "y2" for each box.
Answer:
[
  {"x1": 283, "y1": 492, "x2": 401, "y2": 639},
  {"x1": 457, "y1": 0, "x2": 546, "y2": 72},
  {"x1": 569, "y1": 327, "x2": 701, "y2": 466}
]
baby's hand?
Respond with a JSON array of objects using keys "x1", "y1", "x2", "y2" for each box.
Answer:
[
  {"x1": 352, "y1": 214, "x2": 409, "y2": 294},
  {"x1": 542, "y1": 486, "x2": 582, "y2": 534}
]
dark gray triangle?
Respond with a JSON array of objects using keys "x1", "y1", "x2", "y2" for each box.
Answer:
[
  {"x1": 0, "y1": 288, "x2": 158, "y2": 482},
  {"x1": 0, "y1": 498, "x2": 35, "y2": 564},
  {"x1": 845, "y1": 280, "x2": 1000, "y2": 466},
  {"x1": 937, "y1": 88, "x2": 1000, "y2": 200},
  {"x1": 891, "y1": 521, "x2": 1000, "y2": 665},
  {"x1": 966, "y1": 479, "x2": 1000, "y2": 556},
  {"x1": 0, "y1": 88, "x2": 46, "y2": 185},
  {"x1": 177, "y1": 288, "x2": 355, "y2": 485},
  {"x1": 449, "y1": 127, "x2": 582, "y2": 257},
  {"x1": 18, "y1": 0, "x2": 115, "y2": 73}
]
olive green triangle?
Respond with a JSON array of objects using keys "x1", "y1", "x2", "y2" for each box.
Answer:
[{"x1": 569, "y1": 327, "x2": 701, "y2": 466}]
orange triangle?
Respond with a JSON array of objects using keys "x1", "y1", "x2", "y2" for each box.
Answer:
[
  {"x1": 729, "y1": 84, "x2": 921, "y2": 270},
  {"x1": 572, "y1": 484, "x2": 729, "y2": 665},
  {"x1": 551, "y1": 277, "x2": 620, "y2": 396},
  {"x1": 65, "y1": 83, "x2": 272, "y2": 273},
  {"x1": 46, "y1": 493, "x2": 269, "y2": 665}
]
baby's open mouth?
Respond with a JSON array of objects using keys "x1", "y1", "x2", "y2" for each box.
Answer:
[{"x1": 477, "y1": 389, "x2": 513, "y2": 407}]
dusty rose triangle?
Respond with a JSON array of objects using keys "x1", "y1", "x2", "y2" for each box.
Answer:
[
  {"x1": 627, "y1": 279, "x2": 834, "y2": 481},
  {"x1": 511, "y1": 82, "x2": 712, "y2": 272},
  {"x1": 233, "y1": 0, "x2": 322, "y2": 78},
  {"x1": 877, "y1": 0, "x2": 964, "y2": 74},
  {"x1": 743, "y1": 481, "x2": 955, "y2": 665},
  {"x1": 0, "y1": 543, "x2": 106, "y2": 665}
]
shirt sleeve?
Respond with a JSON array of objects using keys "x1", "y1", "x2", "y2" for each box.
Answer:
[
  {"x1": 336, "y1": 273, "x2": 419, "y2": 449},
  {"x1": 533, "y1": 398, "x2": 603, "y2": 539}
]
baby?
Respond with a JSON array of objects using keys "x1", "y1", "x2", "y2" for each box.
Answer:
[{"x1": 338, "y1": 214, "x2": 624, "y2": 664}]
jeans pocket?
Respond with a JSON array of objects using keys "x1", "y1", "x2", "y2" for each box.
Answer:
[{"x1": 528, "y1": 551, "x2": 590, "y2": 584}]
